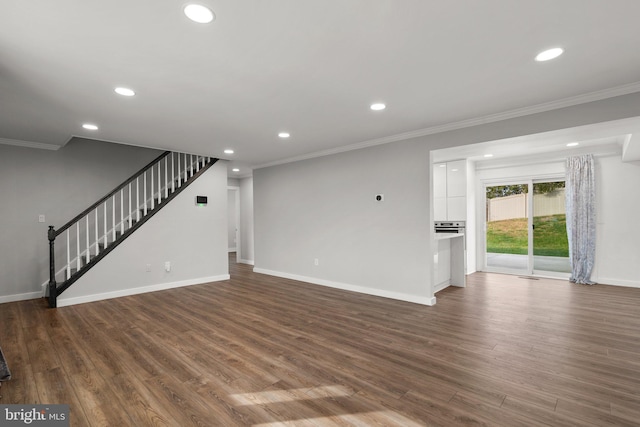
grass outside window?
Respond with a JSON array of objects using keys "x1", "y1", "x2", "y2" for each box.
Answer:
[{"x1": 486, "y1": 214, "x2": 569, "y2": 257}]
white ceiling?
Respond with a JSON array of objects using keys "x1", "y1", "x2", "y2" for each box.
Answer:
[{"x1": 2, "y1": 1, "x2": 640, "y2": 175}]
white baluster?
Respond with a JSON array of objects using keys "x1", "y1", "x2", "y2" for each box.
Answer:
[
  {"x1": 151, "y1": 166, "x2": 155, "y2": 210},
  {"x1": 158, "y1": 163, "x2": 162, "y2": 202},
  {"x1": 76, "y1": 222, "x2": 81, "y2": 271},
  {"x1": 165, "y1": 156, "x2": 168, "y2": 199},
  {"x1": 66, "y1": 230, "x2": 70, "y2": 279},
  {"x1": 104, "y1": 203, "x2": 108, "y2": 249},
  {"x1": 196, "y1": 155, "x2": 200, "y2": 172},
  {"x1": 128, "y1": 183, "x2": 132, "y2": 229},
  {"x1": 120, "y1": 189, "x2": 124, "y2": 234},
  {"x1": 86, "y1": 215, "x2": 90, "y2": 265},
  {"x1": 112, "y1": 195, "x2": 116, "y2": 241},
  {"x1": 189, "y1": 154, "x2": 193, "y2": 177},
  {"x1": 95, "y1": 208, "x2": 99, "y2": 256},
  {"x1": 184, "y1": 153, "x2": 188, "y2": 182},
  {"x1": 143, "y1": 172, "x2": 148, "y2": 215},
  {"x1": 136, "y1": 177, "x2": 140, "y2": 221},
  {"x1": 171, "y1": 153, "x2": 175, "y2": 192},
  {"x1": 177, "y1": 153, "x2": 182, "y2": 188}
]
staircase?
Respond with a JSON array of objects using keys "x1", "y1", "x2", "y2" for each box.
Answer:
[{"x1": 46, "y1": 151, "x2": 218, "y2": 308}]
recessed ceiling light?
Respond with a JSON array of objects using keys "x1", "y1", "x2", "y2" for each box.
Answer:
[
  {"x1": 115, "y1": 87, "x2": 135, "y2": 96},
  {"x1": 278, "y1": 132, "x2": 290, "y2": 138},
  {"x1": 224, "y1": 149, "x2": 234, "y2": 154},
  {"x1": 82, "y1": 124, "x2": 98, "y2": 130},
  {"x1": 184, "y1": 4, "x2": 215, "y2": 23},
  {"x1": 484, "y1": 154, "x2": 494, "y2": 158},
  {"x1": 232, "y1": 168, "x2": 240, "y2": 172},
  {"x1": 439, "y1": 164, "x2": 446, "y2": 167},
  {"x1": 370, "y1": 103, "x2": 386, "y2": 111},
  {"x1": 451, "y1": 169, "x2": 459, "y2": 172},
  {"x1": 535, "y1": 47, "x2": 564, "y2": 62},
  {"x1": 566, "y1": 142, "x2": 579, "y2": 147}
]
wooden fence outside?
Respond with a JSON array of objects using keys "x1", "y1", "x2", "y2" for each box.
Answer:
[{"x1": 487, "y1": 189, "x2": 565, "y2": 222}]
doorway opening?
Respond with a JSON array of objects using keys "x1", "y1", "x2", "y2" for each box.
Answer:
[{"x1": 227, "y1": 186, "x2": 240, "y2": 263}]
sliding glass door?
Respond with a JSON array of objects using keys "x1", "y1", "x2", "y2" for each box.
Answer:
[
  {"x1": 484, "y1": 179, "x2": 570, "y2": 277},
  {"x1": 532, "y1": 181, "x2": 570, "y2": 274},
  {"x1": 485, "y1": 183, "x2": 529, "y2": 274}
]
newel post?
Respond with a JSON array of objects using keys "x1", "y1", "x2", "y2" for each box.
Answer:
[{"x1": 48, "y1": 226, "x2": 57, "y2": 308}]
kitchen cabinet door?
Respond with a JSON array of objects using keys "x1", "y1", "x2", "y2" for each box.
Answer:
[
  {"x1": 434, "y1": 197, "x2": 447, "y2": 221},
  {"x1": 433, "y1": 164, "x2": 447, "y2": 198},
  {"x1": 446, "y1": 160, "x2": 467, "y2": 197},
  {"x1": 447, "y1": 196, "x2": 467, "y2": 220}
]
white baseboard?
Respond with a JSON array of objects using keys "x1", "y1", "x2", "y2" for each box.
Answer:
[
  {"x1": 0, "y1": 291, "x2": 43, "y2": 304},
  {"x1": 56, "y1": 274, "x2": 230, "y2": 307},
  {"x1": 434, "y1": 280, "x2": 450, "y2": 293},
  {"x1": 594, "y1": 277, "x2": 640, "y2": 288},
  {"x1": 238, "y1": 259, "x2": 254, "y2": 265},
  {"x1": 253, "y1": 268, "x2": 436, "y2": 306}
]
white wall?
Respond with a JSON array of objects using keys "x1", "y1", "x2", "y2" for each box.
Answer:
[
  {"x1": 0, "y1": 139, "x2": 162, "y2": 303},
  {"x1": 227, "y1": 188, "x2": 238, "y2": 251},
  {"x1": 593, "y1": 156, "x2": 640, "y2": 287},
  {"x1": 253, "y1": 92, "x2": 640, "y2": 304},
  {"x1": 254, "y1": 139, "x2": 434, "y2": 305},
  {"x1": 58, "y1": 161, "x2": 229, "y2": 306},
  {"x1": 239, "y1": 177, "x2": 255, "y2": 265}
]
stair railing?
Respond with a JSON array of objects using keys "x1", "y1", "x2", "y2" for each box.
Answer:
[{"x1": 47, "y1": 151, "x2": 213, "y2": 307}]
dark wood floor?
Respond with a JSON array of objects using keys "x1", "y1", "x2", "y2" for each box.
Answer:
[{"x1": 1, "y1": 255, "x2": 640, "y2": 426}]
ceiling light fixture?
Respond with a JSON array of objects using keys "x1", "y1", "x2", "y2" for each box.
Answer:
[
  {"x1": 82, "y1": 124, "x2": 98, "y2": 130},
  {"x1": 566, "y1": 142, "x2": 579, "y2": 147},
  {"x1": 278, "y1": 132, "x2": 290, "y2": 138},
  {"x1": 224, "y1": 149, "x2": 234, "y2": 154},
  {"x1": 483, "y1": 154, "x2": 493, "y2": 158},
  {"x1": 232, "y1": 168, "x2": 240, "y2": 172},
  {"x1": 370, "y1": 103, "x2": 386, "y2": 111},
  {"x1": 184, "y1": 4, "x2": 215, "y2": 23},
  {"x1": 535, "y1": 47, "x2": 564, "y2": 62},
  {"x1": 115, "y1": 87, "x2": 135, "y2": 97}
]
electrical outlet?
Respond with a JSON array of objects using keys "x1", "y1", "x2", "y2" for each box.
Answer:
[
  {"x1": 38, "y1": 214, "x2": 45, "y2": 223},
  {"x1": 146, "y1": 264, "x2": 151, "y2": 272},
  {"x1": 165, "y1": 261, "x2": 171, "y2": 272},
  {"x1": 314, "y1": 258, "x2": 319, "y2": 266}
]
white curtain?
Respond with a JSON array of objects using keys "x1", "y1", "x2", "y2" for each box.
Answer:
[{"x1": 565, "y1": 154, "x2": 596, "y2": 284}]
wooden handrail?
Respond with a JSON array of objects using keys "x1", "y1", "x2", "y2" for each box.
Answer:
[{"x1": 55, "y1": 151, "x2": 170, "y2": 237}]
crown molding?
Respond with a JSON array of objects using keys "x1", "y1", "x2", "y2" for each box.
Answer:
[
  {"x1": 0, "y1": 137, "x2": 61, "y2": 150},
  {"x1": 255, "y1": 81, "x2": 640, "y2": 170}
]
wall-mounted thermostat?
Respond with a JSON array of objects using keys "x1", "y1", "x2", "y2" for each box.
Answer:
[
  {"x1": 375, "y1": 194, "x2": 384, "y2": 202},
  {"x1": 196, "y1": 196, "x2": 208, "y2": 206}
]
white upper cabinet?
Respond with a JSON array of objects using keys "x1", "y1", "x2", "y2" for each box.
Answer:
[
  {"x1": 446, "y1": 160, "x2": 467, "y2": 197},
  {"x1": 433, "y1": 164, "x2": 447, "y2": 198},
  {"x1": 433, "y1": 159, "x2": 468, "y2": 220}
]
